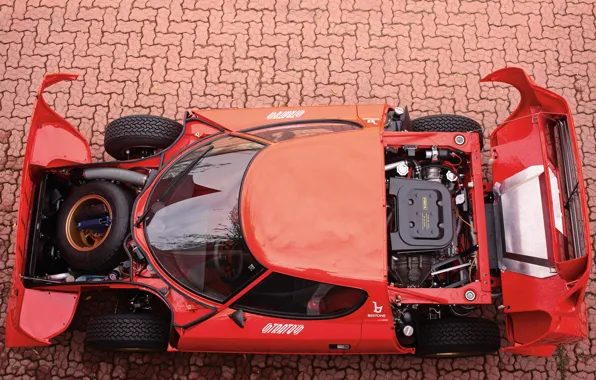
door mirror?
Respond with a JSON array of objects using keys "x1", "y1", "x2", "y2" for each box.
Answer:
[{"x1": 229, "y1": 309, "x2": 246, "y2": 328}]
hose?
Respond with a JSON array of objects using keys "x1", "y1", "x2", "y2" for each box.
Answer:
[
  {"x1": 466, "y1": 214, "x2": 477, "y2": 247},
  {"x1": 83, "y1": 168, "x2": 147, "y2": 187},
  {"x1": 385, "y1": 161, "x2": 404, "y2": 171},
  {"x1": 411, "y1": 160, "x2": 421, "y2": 178},
  {"x1": 45, "y1": 272, "x2": 70, "y2": 280},
  {"x1": 453, "y1": 213, "x2": 462, "y2": 250}
]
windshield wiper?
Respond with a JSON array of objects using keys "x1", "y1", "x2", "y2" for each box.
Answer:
[{"x1": 135, "y1": 145, "x2": 214, "y2": 227}]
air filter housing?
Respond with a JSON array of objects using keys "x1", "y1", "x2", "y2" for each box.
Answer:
[{"x1": 388, "y1": 178, "x2": 453, "y2": 253}]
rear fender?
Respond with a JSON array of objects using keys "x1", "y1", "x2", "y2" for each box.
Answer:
[{"x1": 482, "y1": 68, "x2": 591, "y2": 355}]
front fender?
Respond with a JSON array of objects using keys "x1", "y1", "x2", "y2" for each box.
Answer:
[
  {"x1": 6, "y1": 73, "x2": 88, "y2": 347},
  {"x1": 6, "y1": 289, "x2": 80, "y2": 347},
  {"x1": 27, "y1": 73, "x2": 92, "y2": 168}
]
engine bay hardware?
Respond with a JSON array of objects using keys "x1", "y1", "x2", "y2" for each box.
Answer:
[
  {"x1": 464, "y1": 290, "x2": 477, "y2": 301},
  {"x1": 388, "y1": 178, "x2": 454, "y2": 252}
]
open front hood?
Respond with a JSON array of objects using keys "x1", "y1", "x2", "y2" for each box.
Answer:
[{"x1": 240, "y1": 128, "x2": 387, "y2": 287}]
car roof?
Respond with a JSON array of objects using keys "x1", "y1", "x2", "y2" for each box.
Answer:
[{"x1": 240, "y1": 128, "x2": 387, "y2": 287}]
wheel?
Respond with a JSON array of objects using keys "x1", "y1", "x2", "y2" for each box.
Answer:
[
  {"x1": 56, "y1": 181, "x2": 133, "y2": 272},
  {"x1": 86, "y1": 313, "x2": 169, "y2": 351},
  {"x1": 411, "y1": 114, "x2": 484, "y2": 150},
  {"x1": 104, "y1": 115, "x2": 183, "y2": 160},
  {"x1": 416, "y1": 317, "x2": 501, "y2": 357}
]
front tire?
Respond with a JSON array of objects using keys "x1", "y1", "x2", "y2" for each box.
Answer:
[
  {"x1": 86, "y1": 313, "x2": 170, "y2": 351},
  {"x1": 416, "y1": 317, "x2": 501, "y2": 357},
  {"x1": 104, "y1": 115, "x2": 183, "y2": 160}
]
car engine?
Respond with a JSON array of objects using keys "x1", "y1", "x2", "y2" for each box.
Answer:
[{"x1": 385, "y1": 146, "x2": 476, "y2": 289}]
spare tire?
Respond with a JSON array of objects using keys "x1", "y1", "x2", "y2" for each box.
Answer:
[
  {"x1": 416, "y1": 317, "x2": 501, "y2": 357},
  {"x1": 86, "y1": 313, "x2": 169, "y2": 351},
  {"x1": 104, "y1": 115, "x2": 183, "y2": 160},
  {"x1": 411, "y1": 114, "x2": 484, "y2": 150},
  {"x1": 56, "y1": 181, "x2": 133, "y2": 272}
]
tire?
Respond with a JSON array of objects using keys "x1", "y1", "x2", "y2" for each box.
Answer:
[
  {"x1": 56, "y1": 181, "x2": 133, "y2": 272},
  {"x1": 411, "y1": 114, "x2": 484, "y2": 150},
  {"x1": 86, "y1": 313, "x2": 169, "y2": 351},
  {"x1": 104, "y1": 115, "x2": 183, "y2": 160},
  {"x1": 416, "y1": 317, "x2": 500, "y2": 357}
]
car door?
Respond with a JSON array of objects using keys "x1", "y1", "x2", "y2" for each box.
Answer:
[
  {"x1": 176, "y1": 273, "x2": 367, "y2": 354},
  {"x1": 482, "y1": 68, "x2": 591, "y2": 356}
]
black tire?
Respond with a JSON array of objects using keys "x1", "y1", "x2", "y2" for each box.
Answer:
[
  {"x1": 416, "y1": 317, "x2": 500, "y2": 357},
  {"x1": 104, "y1": 115, "x2": 183, "y2": 160},
  {"x1": 86, "y1": 313, "x2": 169, "y2": 351},
  {"x1": 411, "y1": 114, "x2": 484, "y2": 150},
  {"x1": 56, "y1": 181, "x2": 133, "y2": 272}
]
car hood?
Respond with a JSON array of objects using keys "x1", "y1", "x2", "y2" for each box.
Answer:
[{"x1": 240, "y1": 128, "x2": 387, "y2": 286}]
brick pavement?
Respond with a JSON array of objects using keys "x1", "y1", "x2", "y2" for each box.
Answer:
[{"x1": 1, "y1": 0, "x2": 595, "y2": 379}]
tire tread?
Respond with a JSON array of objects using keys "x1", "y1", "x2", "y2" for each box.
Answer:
[
  {"x1": 104, "y1": 115, "x2": 183, "y2": 160},
  {"x1": 86, "y1": 313, "x2": 169, "y2": 351},
  {"x1": 411, "y1": 114, "x2": 484, "y2": 149},
  {"x1": 416, "y1": 317, "x2": 500, "y2": 357}
]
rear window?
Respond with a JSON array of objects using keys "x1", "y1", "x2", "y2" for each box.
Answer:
[
  {"x1": 232, "y1": 273, "x2": 367, "y2": 319},
  {"x1": 247, "y1": 122, "x2": 361, "y2": 142}
]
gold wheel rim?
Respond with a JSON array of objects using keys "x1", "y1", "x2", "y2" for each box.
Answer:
[{"x1": 65, "y1": 195, "x2": 112, "y2": 251}]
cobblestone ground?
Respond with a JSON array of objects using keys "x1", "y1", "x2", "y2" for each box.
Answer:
[{"x1": 1, "y1": 0, "x2": 595, "y2": 379}]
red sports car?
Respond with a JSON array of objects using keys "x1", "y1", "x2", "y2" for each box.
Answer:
[{"x1": 6, "y1": 68, "x2": 591, "y2": 357}]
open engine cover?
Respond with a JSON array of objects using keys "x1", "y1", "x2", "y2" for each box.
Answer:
[{"x1": 388, "y1": 178, "x2": 453, "y2": 252}]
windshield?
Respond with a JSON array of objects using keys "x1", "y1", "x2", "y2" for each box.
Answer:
[{"x1": 145, "y1": 136, "x2": 266, "y2": 302}]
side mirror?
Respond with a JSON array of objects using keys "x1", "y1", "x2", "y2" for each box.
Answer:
[
  {"x1": 401, "y1": 106, "x2": 412, "y2": 131},
  {"x1": 228, "y1": 309, "x2": 246, "y2": 328}
]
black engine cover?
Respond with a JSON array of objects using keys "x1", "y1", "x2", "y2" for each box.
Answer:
[{"x1": 388, "y1": 178, "x2": 453, "y2": 252}]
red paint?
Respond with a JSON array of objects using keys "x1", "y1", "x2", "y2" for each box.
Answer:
[
  {"x1": 481, "y1": 67, "x2": 592, "y2": 355},
  {"x1": 20, "y1": 289, "x2": 79, "y2": 342},
  {"x1": 7, "y1": 73, "x2": 89, "y2": 347},
  {"x1": 28, "y1": 73, "x2": 92, "y2": 168},
  {"x1": 6, "y1": 70, "x2": 591, "y2": 356},
  {"x1": 178, "y1": 307, "x2": 365, "y2": 354},
  {"x1": 242, "y1": 128, "x2": 387, "y2": 285}
]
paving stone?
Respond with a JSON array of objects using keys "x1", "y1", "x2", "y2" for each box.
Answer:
[{"x1": 1, "y1": 0, "x2": 595, "y2": 379}]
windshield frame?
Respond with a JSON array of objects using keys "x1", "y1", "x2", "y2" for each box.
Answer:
[{"x1": 142, "y1": 133, "x2": 269, "y2": 303}]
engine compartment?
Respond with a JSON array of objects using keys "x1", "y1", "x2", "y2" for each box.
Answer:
[{"x1": 385, "y1": 145, "x2": 477, "y2": 289}]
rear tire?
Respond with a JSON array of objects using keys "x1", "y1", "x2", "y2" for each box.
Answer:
[
  {"x1": 86, "y1": 313, "x2": 170, "y2": 351},
  {"x1": 411, "y1": 114, "x2": 484, "y2": 150},
  {"x1": 416, "y1": 317, "x2": 500, "y2": 357},
  {"x1": 104, "y1": 115, "x2": 183, "y2": 160}
]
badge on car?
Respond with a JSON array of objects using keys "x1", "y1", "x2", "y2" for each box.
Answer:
[
  {"x1": 266, "y1": 110, "x2": 305, "y2": 120},
  {"x1": 262, "y1": 323, "x2": 304, "y2": 335}
]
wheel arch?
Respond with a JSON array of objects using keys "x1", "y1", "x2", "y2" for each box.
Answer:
[{"x1": 94, "y1": 283, "x2": 179, "y2": 348}]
